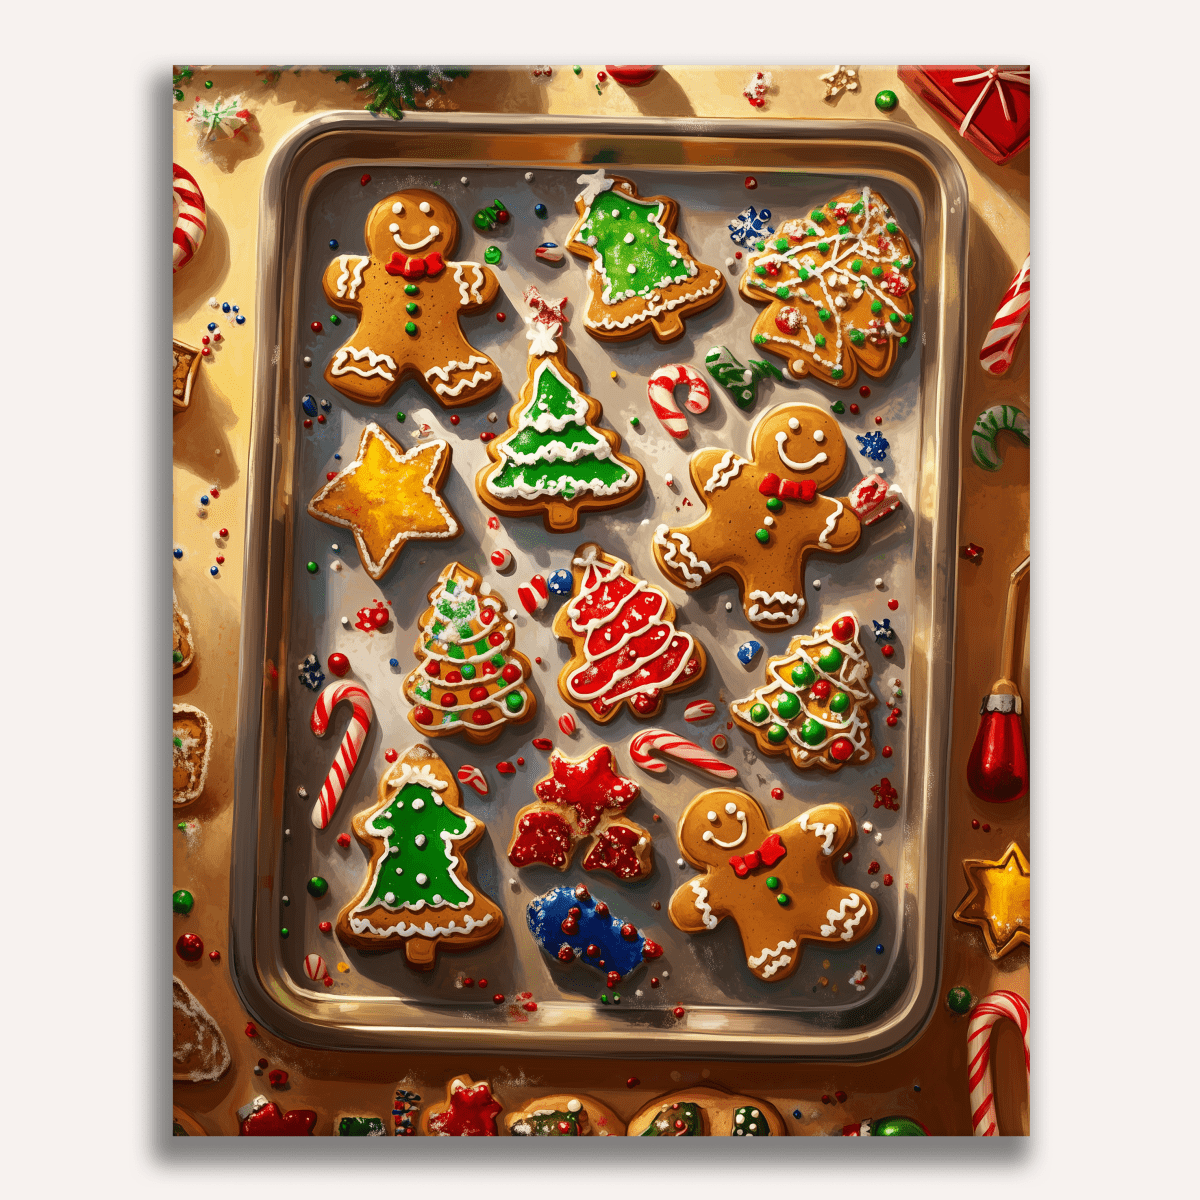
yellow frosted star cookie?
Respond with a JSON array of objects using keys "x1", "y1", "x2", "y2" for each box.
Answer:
[
  {"x1": 308, "y1": 422, "x2": 460, "y2": 580},
  {"x1": 953, "y1": 842, "x2": 1030, "y2": 960}
]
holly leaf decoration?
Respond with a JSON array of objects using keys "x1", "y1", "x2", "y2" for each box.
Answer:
[{"x1": 332, "y1": 66, "x2": 470, "y2": 120}]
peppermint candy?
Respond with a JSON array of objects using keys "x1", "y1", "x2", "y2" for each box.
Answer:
[
  {"x1": 456, "y1": 765, "x2": 489, "y2": 796},
  {"x1": 490, "y1": 548, "x2": 514, "y2": 571},
  {"x1": 647, "y1": 364, "x2": 710, "y2": 439},
  {"x1": 517, "y1": 574, "x2": 549, "y2": 614},
  {"x1": 303, "y1": 953, "x2": 330, "y2": 983},
  {"x1": 558, "y1": 713, "x2": 577, "y2": 736},
  {"x1": 683, "y1": 700, "x2": 717, "y2": 722},
  {"x1": 535, "y1": 241, "x2": 565, "y2": 263}
]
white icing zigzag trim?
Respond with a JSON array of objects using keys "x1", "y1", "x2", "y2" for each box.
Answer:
[
  {"x1": 348, "y1": 911, "x2": 494, "y2": 939},
  {"x1": 703, "y1": 450, "x2": 746, "y2": 494},
  {"x1": 334, "y1": 254, "x2": 368, "y2": 300},
  {"x1": 453, "y1": 262, "x2": 485, "y2": 306},
  {"x1": 819, "y1": 497, "x2": 845, "y2": 546},
  {"x1": 654, "y1": 525, "x2": 710, "y2": 587},
  {"x1": 820, "y1": 894, "x2": 867, "y2": 941},
  {"x1": 748, "y1": 938, "x2": 797, "y2": 972},
  {"x1": 746, "y1": 588, "x2": 803, "y2": 625},
  {"x1": 331, "y1": 345, "x2": 397, "y2": 382},
  {"x1": 690, "y1": 879, "x2": 718, "y2": 930},
  {"x1": 800, "y1": 813, "x2": 838, "y2": 854},
  {"x1": 424, "y1": 356, "x2": 493, "y2": 398}
]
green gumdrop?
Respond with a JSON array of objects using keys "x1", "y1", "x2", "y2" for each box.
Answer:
[
  {"x1": 766, "y1": 496, "x2": 783, "y2": 513},
  {"x1": 775, "y1": 692, "x2": 801, "y2": 720},
  {"x1": 484, "y1": 245, "x2": 502, "y2": 265},
  {"x1": 800, "y1": 718, "x2": 826, "y2": 745},
  {"x1": 831, "y1": 401, "x2": 846, "y2": 415},
  {"x1": 172, "y1": 889, "x2": 194, "y2": 915},
  {"x1": 505, "y1": 691, "x2": 525, "y2": 713},
  {"x1": 818, "y1": 646, "x2": 843, "y2": 672},
  {"x1": 829, "y1": 691, "x2": 850, "y2": 714},
  {"x1": 307, "y1": 876, "x2": 329, "y2": 898},
  {"x1": 755, "y1": 528, "x2": 770, "y2": 544},
  {"x1": 766, "y1": 724, "x2": 788, "y2": 745},
  {"x1": 872, "y1": 1117, "x2": 927, "y2": 1137},
  {"x1": 791, "y1": 662, "x2": 816, "y2": 688},
  {"x1": 460, "y1": 663, "x2": 476, "y2": 680},
  {"x1": 173, "y1": 650, "x2": 183, "y2": 665},
  {"x1": 749, "y1": 702, "x2": 769, "y2": 724},
  {"x1": 946, "y1": 985, "x2": 973, "y2": 1014}
]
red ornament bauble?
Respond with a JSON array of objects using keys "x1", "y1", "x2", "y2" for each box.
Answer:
[
  {"x1": 605, "y1": 65, "x2": 659, "y2": 87},
  {"x1": 413, "y1": 706, "x2": 433, "y2": 725},
  {"x1": 176, "y1": 932, "x2": 204, "y2": 961},
  {"x1": 966, "y1": 701, "x2": 1029, "y2": 803}
]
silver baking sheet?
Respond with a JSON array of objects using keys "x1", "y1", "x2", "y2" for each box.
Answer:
[{"x1": 231, "y1": 110, "x2": 966, "y2": 1059}]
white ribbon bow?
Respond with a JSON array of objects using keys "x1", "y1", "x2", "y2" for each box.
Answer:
[{"x1": 951, "y1": 67, "x2": 1030, "y2": 137}]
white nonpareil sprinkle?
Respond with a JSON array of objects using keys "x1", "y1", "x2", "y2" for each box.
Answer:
[
  {"x1": 297, "y1": 787, "x2": 308, "y2": 798},
  {"x1": 525, "y1": 171, "x2": 534, "y2": 181},
  {"x1": 726, "y1": 602, "x2": 733, "y2": 611},
  {"x1": 626, "y1": 263, "x2": 637, "y2": 274},
  {"x1": 341, "y1": 616, "x2": 349, "y2": 626},
  {"x1": 862, "y1": 821, "x2": 873, "y2": 833},
  {"x1": 875, "y1": 578, "x2": 884, "y2": 588},
  {"x1": 664, "y1": 473, "x2": 674, "y2": 487},
  {"x1": 870, "y1": 880, "x2": 879, "y2": 889},
  {"x1": 677, "y1": 858, "x2": 685, "y2": 867},
  {"x1": 813, "y1": 580, "x2": 822, "y2": 590},
  {"x1": 331, "y1": 543, "x2": 339, "y2": 551},
  {"x1": 460, "y1": 176, "x2": 469, "y2": 185}
]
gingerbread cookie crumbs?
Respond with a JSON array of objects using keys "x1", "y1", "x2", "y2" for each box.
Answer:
[
  {"x1": 172, "y1": 339, "x2": 201, "y2": 413},
  {"x1": 172, "y1": 703, "x2": 212, "y2": 805}
]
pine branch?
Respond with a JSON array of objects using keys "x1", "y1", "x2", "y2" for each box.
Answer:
[{"x1": 332, "y1": 66, "x2": 470, "y2": 120}]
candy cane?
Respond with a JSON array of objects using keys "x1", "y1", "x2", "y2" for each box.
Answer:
[
  {"x1": 457, "y1": 765, "x2": 489, "y2": 796},
  {"x1": 172, "y1": 163, "x2": 207, "y2": 274},
  {"x1": 967, "y1": 989, "x2": 1030, "y2": 1136},
  {"x1": 683, "y1": 700, "x2": 716, "y2": 722},
  {"x1": 517, "y1": 574, "x2": 549, "y2": 614},
  {"x1": 647, "y1": 365, "x2": 709, "y2": 438},
  {"x1": 629, "y1": 728, "x2": 738, "y2": 780},
  {"x1": 309, "y1": 682, "x2": 374, "y2": 829},
  {"x1": 971, "y1": 405, "x2": 1029, "y2": 471},
  {"x1": 980, "y1": 254, "x2": 1030, "y2": 376}
]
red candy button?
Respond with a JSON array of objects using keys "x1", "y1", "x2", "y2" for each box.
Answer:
[
  {"x1": 831, "y1": 615, "x2": 856, "y2": 642},
  {"x1": 328, "y1": 652, "x2": 350, "y2": 677}
]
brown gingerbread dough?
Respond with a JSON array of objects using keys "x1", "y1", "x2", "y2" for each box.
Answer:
[{"x1": 322, "y1": 189, "x2": 501, "y2": 408}]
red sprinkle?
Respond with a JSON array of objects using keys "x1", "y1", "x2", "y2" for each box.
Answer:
[
  {"x1": 245, "y1": 1022, "x2": 258, "y2": 1037},
  {"x1": 208, "y1": 950, "x2": 221, "y2": 962},
  {"x1": 982, "y1": 823, "x2": 990, "y2": 832},
  {"x1": 883, "y1": 874, "x2": 894, "y2": 886},
  {"x1": 960, "y1": 543, "x2": 985, "y2": 564},
  {"x1": 875, "y1": 416, "x2": 883, "y2": 425},
  {"x1": 771, "y1": 787, "x2": 783, "y2": 800},
  {"x1": 493, "y1": 994, "x2": 505, "y2": 1004},
  {"x1": 835, "y1": 1090, "x2": 847, "y2": 1103},
  {"x1": 496, "y1": 761, "x2": 516, "y2": 774},
  {"x1": 868, "y1": 861, "x2": 880, "y2": 874},
  {"x1": 384, "y1": 748, "x2": 398, "y2": 762},
  {"x1": 478, "y1": 978, "x2": 487, "y2": 988},
  {"x1": 326, "y1": 471, "x2": 337, "y2": 481},
  {"x1": 532, "y1": 738, "x2": 552, "y2": 750},
  {"x1": 360, "y1": 173, "x2": 371, "y2": 185},
  {"x1": 218, "y1": 527, "x2": 228, "y2": 537},
  {"x1": 842, "y1": 851, "x2": 852, "y2": 863},
  {"x1": 201, "y1": 347, "x2": 211, "y2": 356},
  {"x1": 210, "y1": 487, "x2": 220, "y2": 498},
  {"x1": 523, "y1": 1001, "x2": 538, "y2": 1012},
  {"x1": 627, "y1": 1077, "x2": 640, "y2": 1088},
  {"x1": 535, "y1": 656, "x2": 542, "y2": 664},
  {"x1": 215, "y1": 555, "x2": 225, "y2": 564},
  {"x1": 268, "y1": 1069, "x2": 288, "y2": 1087},
  {"x1": 450, "y1": 415, "x2": 460, "y2": 425},
  {"x1": 316, "y1": 414, "x2": 326, "y2": 424},
  {"x1": 672, "y1": 1006, "x2": 685, "y2": 1018},
  {"x1": 881, "y1": 645, "x2": 895, "y2": 658},
  {"x1": 744, "y1": 176, "x2": 757, "y2": 189},
  {"x1": 650, "y1": 977, "x2": 660, "y2": 988},
  {"x1": 480, "y1": 431, "x2": 495, "y2": 442},
  {"x1": 849, "y1": 403, "x2": 860, "y2": 414},
  {"x1": 971, "y1": 819, "x2": 980, "y2": 829},
  {"x1": 176, "y1": 933, "x2": 203, "y2": 961},
  {"x1": 303, "y1": 418, "x2": 312, "y2": 428},
  {"x1": 336, "y1": 833, "x2": 351, "y2": 848},
  {"x1": 258, "y1": 1058, "x2": 269, "y2": 1069},
  {"x1": 328, "y1": 652, "x2": 350, "y2": 676},
  {"x1": 859, "y1": 385, "x2": 871, "y2": 397},
  {"x1": 882, "y1": 746, "x2": 893, "y2": 758},
  {"x1": 463, "y1": 976, "x2": 474, "y2": 987},
  {"x1": 887, "y1": 598, "x2": 899, "y2": 610},
  {"x1": 597, "y1": 70, "x2": 607, "y2": 81},
  {"x1": 886, "y1": 714, "x2": 898, "y2": 726},
  {"x1": 496, "y1": 312, "x2": 506, "y2": 322},
  {"x1": 319, "y1": 920, "x2": 332, "y2": 932},
  {"x1": 516, "y1": 757, "x2": 525, "y2": 766},
  {"x1": 310, "y1": 321, "x2": 323, "y2": 333},
  {"x1": 735, "y1": 251, "x2": 742, "y2": 259}
]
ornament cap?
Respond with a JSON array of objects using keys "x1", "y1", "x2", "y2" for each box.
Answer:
[{"x1": 980, "y1": 692, "x2": 1022, "y2": 715}]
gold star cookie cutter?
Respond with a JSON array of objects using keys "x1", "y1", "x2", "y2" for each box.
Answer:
[{"x1": 953, "y1": 841, "x2": 1030, "y2": 960}]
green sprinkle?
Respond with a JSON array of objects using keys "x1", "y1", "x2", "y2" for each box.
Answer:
[
  {"x1": 307, "y1": 876, "x2": 329, "y2": 898},
  {"x1": 810, "y1": 210, "x2": 826, "y2": 223},
  {"x1": 630, "y1": 416, "x2": 640, "y2": 427},
  {"x1": 791, "y1": 662, "x2": 816, "y2": 687},
  {"x1": 831, "y1": 400, "x2": 846, "y2": 414},
  {"x1": 766, "y1": 724, "x2": 788, "y2": 745},
  {"x1": 850, "y1": 329, "x2": 865, "y2": 344},
  {"x1": 306, "y1": 561, "x2": 318, "y2": 574},
  {"x1": 754, "y1": 240, "x2": 766, "y2": 252},
  {"x1": 766, "y1": 876, "x2": 779, "y2": 889},
  {"x1": 755, "y1": 265, "x2": 767, "y2": 277},
  {"x1": 818, "y1": 308, "x2": 830, "y2": 321},
  {"x1": 765, "y1": 496, "x2": 783, "y2": 513},
  {"x1": 798, "y1": 267, "x2": 810, "y2": 282},
  {"x1": 775, "y1": 286, "x2": 790, "y2": 299},
  {"x1": 831, "y1": 367, "x2": 845, "y2": 379},
  {"x1": 484, "y1": 245, "x2": 502, "y2": 265},
  {"x1": 280, "y1": 927, "x2": 289, "y2": 938},
  {"x1": 817, "y1": 241, "x2": 829, "y2": 254},
  {"x1": 749, "y1": 702, "x2": 769, "y2": 723},
  {"x1": 753, "y1": 334, "x2": 767, "y2": 345},
  {"x1": 851, "y1": 201, "x2": 864, "y2": 214},
  {"x1": 755, "y1": 528, "x2": 770, "y2": 544},
  {"x1": 397, "y1": 411, "x2": 405, "y2": 422},
  {"x1": 172, "y1": 649, "x2": 183, "y2": 664},
  {"x1": 874, "y1": 90, "x2": 898, "y2": 112},
  {"x1": 329, "y1": 314, "x2": 341, "y2": 325},
  {"x1": 871, "y1": 300, "x2": 883, "y2": 314},
  {"x1": 904, "y1": 312, "x2": 913, "y2": 322},
  {"x1": 838, "y1": 225, "x2": 850, "y2": 235},
  {"x1": 871, "y1": 266, "x2": 883, "y2": 277},
  {"x1": 600, "y1": 993, "x2": 609, "y2": 1004},
  {"x1": 851, "y1": 258, "x2": 863, "y2": 272},
  {"x1": 775, "y1": 237, "x2": 789, "y2": 251},
  {"x1": 491, "y1": 653, "x2": 506, "y2": 667},
  {"x1": 776, "y1": 893, "x2": 790, "y2": 906},
  {"x1": 573, "y1": 65, "x2": 582, "y2": 74},
  {"x1": 612, "y1": 993, "x2": 621, "y2": 1003},
  {"x1": 177, "y1": 821, "x2": 187, "y2": 831},
  {"x1": 900, "y1": 336, "x2": 909, "y2": 345},
  {"x1": 404, "y1": 283, "x2": 419, "y2": 295},
  {"x1": 889, "y1": 312, "x2": 900, "y2": 325},
  {"x1": 886, "y1": 221, "x2": 898, "y2": 234},
  {"x1": 404, "y1": 321, "x2": 417, "y2": 335},
  {"x1": 172, "y1": 889, "x2": 194, "y2": 915},
  {"x1": 405, "y1": 302, "x2": 418, "y2": 315},
  {"x1": 815, "y1": 334, "x2": 826, "y2": 348}
]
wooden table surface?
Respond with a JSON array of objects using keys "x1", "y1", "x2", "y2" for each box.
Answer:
[{"x1": 171, "y1": 64, "x2": 1029, "y2": 1137}]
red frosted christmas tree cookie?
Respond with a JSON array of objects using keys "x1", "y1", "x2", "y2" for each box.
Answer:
[
  {"x1": 552, "y1": 542, "x2": 706, "y2": 722},
  {"x1": 506, "y1": 746, "x2": 653, "y2": 882},
  {"x1": 730, "y1": 610, "x2": 877, "y2": 771},
  {"x1": 402, "y1": 562, "x2": 537, "y2": 744}
]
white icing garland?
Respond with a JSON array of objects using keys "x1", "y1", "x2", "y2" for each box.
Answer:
[
  {"x1": 330, "y1": 345, "x2": 397, "y2": 382},
  {"x1": 334, "y1": 254, "x2": 368, "y2": 300},
  {"x1": 653, "y1": 525, "x2": 710, "y2": 586},
  {"x1": 703, "y1": 451, "x2": 746, "y2": 494}
]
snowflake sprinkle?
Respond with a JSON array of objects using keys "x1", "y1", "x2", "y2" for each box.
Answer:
[
  {"x1": 728, "y1": 205, "x2": 775, "y2": 247},
  {"x1": 856, "y1": 431, "x2": 890, "y2": 462},
  {"x1": 872, "y1": 618, "x2": 894, "y2": 642},
  {"x1": 298, "y1": 653, "x2": 325, "y2": 691}
]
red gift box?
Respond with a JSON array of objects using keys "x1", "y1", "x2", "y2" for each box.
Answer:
[{"x1": 898, "y1": 66, "x2": 1029, "y2": 165}]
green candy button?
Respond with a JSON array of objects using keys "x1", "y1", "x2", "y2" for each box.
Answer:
[
  {"x1": 172, "y1": 889, "x2": 194, "y2": 915},
  {"x1": 755, "y1": 528, "x2": 770, "y2": 544},
  {"x1": 505, "y1": 691, "x2": 525, "y2": 713},
  {"x1": 947, "y1": 986, "x2": 973, "y2": 1014},
  {"x1": 791, "y1": 662, "x2": 816, "y2": 688},
  {"x1": 306, "y1": 561, "x2": 319, "y2": 574},
  {"x1": 818, "y1": 646, "x2": 843, "y2": 672},
  {"x1": 766, "y1": 724, "x2": 788, "y2": 745},
  {"x1": 829, "y1": 691, "x2": 850, "y2": 714},
  {"x1": 173, "y1": 649, "x2": 183, "y2": 664},
  {"x1": 831, "y1": 401, "x2": 846, "y2": 414},
  {"x1": 460, "y1": 663, "x2": 476, "y2": 680},
  {"x1": 800, "y1": 718, "x2": 826, "y2": 745},
  {"x1": 404, "y1": 321, "x2": 417, "y2": 335},
  {"x1": 766, "y1": 876, "x2": 779, "y2": 889},
  {"x1": 307, "y1": 876, "x2": 329, "y2": 898},
  {"x1": 875, "y1": 90, "x2": 899, "y2": 112},
  {"x1": 484, "y1": 246, "x2": 502, "y2": 265},
  {"x1": 404, "y1": 283, "x2": 419, "y2": 295},
  {"x1": 406, "y1": 302, "x2": 418, "y2": 315},
  {"x1": 766, "y1": 496, "x2": 783, "y2": 513},
  {"x1": 749, "y1": 702, "x2": 769, "y2": 724},
  {"x1": 774, "y1": 286, "x2": 789, "y2": 299},
  {"x1": 775, "y1": 692, "x2": 801, "y2": 720},
  {"x1": 776, "y1": 893, "x2": 790, "y2": 906}
]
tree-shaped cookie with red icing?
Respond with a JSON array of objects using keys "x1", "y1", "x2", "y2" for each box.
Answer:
[
  {"x1": 669, "y1": 790, "x2": 878, "y2": 983},
  {"x1": 506, "y1": 746, "x2": 654, "y2": 882},
  {"x1": 730, "y1": 611, "x2": 877, "y2": 771},
  {"x1": 552, "y1": 542, "x2": 706, "y2": 723},
  {"x1": 420, "y1": 1076, "x2": 503, "y2": 1136},
  {"x1": 739, "y1": 186, "x2": 916, "y2": 388},
  {"x1": 321, "y1": 188, "x2": 501, "y2": 408},
  {"x1": 653, "y1": 402, "x2": 891, "y2": 632},
  {"x1": 566, "y1": 169, "x2": 726, "y2": 343}
]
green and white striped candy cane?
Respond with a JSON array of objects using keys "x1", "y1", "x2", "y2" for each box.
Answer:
[{"x1": 970, "y1": 404, "x2": 1029, "y2": 471}]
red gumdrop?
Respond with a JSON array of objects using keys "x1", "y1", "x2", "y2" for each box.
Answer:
[
  {"x1": 444, "y1": 670, "x2": 463, "y2": 685},
  {"x1": 327, "y1": 652, "x2": 350, "y2": 676},
  {"x1": 811, "y1": 680, "x2": 832, "y2": 702},
  {"x1": 966, "y1": 708, "x2": 1029, "y2": 803},
  {"x1": 471, "y1": 710, "x2": 492, "y2": 725},
  {"x1": 829, "y1": 738, "x2": 854, "y2": 762}
]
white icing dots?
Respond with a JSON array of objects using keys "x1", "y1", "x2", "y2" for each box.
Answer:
[
  {"x1": 623, "y1": 232, "x2": 635, "y2": 244},
  {"x1": 706, "y1": 810, "x2": 718, "y2": 822},
  {"x1": 725, "y1": 802, "x2": 737, "y2": 815},
  {"x1": 388, "y1": 223, "x2": 399, "y2": 233},
  {"x1": 813, "y1": 429, "x2": 826, "y2": 443},
  {"x1": 788, "y1": 417, "x2": 800, "y2": 431},
  {"x1": 384, "y1": 891, "x2": 395, "y2": 903},
  {"x1": 419, "y1": 201, "x2": 432, "y2": 214},
  {"x1": 428, "y1": 225, "x2": 440, "y2": 237},
  {"x1": 415, "y1": 834, "x2": 427, "y2": 847},
  {"x1": 626, "y1": 263, "x2": 637, "y2": 274},
  {"x1": 391, "y1": 202, "x2": 404, "y2": 215},
  {"x1": 412, "y1": 798, "x2": 425, "y2": 811},
  {"x1": 611, "y1": 208, "x2": 620, "y2": 217},
  {"x1": 567, "y1": 1099, "x2": 582, "y2": 1113},
  {"x1": 416, "y1": 873, "x2": 428, "y2": 886}
]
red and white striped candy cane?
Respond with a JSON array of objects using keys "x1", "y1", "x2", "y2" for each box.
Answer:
[
  {"x1": 967, "y1": 989, "x2": 1030, "y2": 1136},
  {"x1": 172, "y1": 163, "x2": 207, "y2": 274},
  {"x1": 629, "y1": 728, "x2": 738, "y2": 780},
  {"x1": 310, "y1": 682, "x2": 374, "y2": 829},
  {"x1": 517, "y1": 574, "x2": 548, "y2": 614},
  {"x1": 647, "y1": 365, "x2": 709, "y2": 438},
  {"x1": 980, "y1": 254, "x2": 1030, "y2": 376},
  {"x1": 683, "y1": 700, "x2": 716, "y2": 722}
]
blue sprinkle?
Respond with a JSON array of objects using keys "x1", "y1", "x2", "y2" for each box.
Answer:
[
  {"x1": 301, "y1": 395, "x2": 318, "y2": 417},
  {"x1": 329, "y1": 239, "x2": 339, "y2": 250},
  {"x1": 728, "y1": 205, "x2": 775, "y2": 246},
  {"x1": 207, "y1": 322, "x2": 217, "y2": 332},
  {"x1": 297, "y1": 653, "x2": 325, "y2": 691},
  {"x1": 173, "y1": 547, "x2": 184, "y2": 559},
  {"x1": 534, "y1": 202, "x2": 548, "y2": 218},
  {"x1": 913, "y1": 1085, "x2": 921, "y2": 1093},
  {"x1": 856, "y1": 431, "x2": 890, "y2": 462},
  {"x1": 872, "y1": 618, "x2": 893, "y2": 642},
  {"x1": 547, "y1": 569, "x2": 573, "y2": 596},
  {"x1": 222, "y1": 302, "x2": 231, "y2": 313},
  {"x1": 232, "y1": 305, "x2": 239, "y2": 312},
  {"x1": 737, "y1": 639, "x2": 763, "y2": 665},
  {"x1": 199, "y1": 494, "x2": 210, "y2": 506},
  {"x1": 389, "y1": 658, "x2": 399, "y2": 668},
  {"x1": 319, "y1": 397, "x2": 332, "y2": 411},
  {"x1": 792, "y1": 1109, "x2": 802, "y2": 1119},
  {"x1": 333, "y1": 453, "x2": 341, "y2": 460},
  {"x1": 875, "y1": 944, "x2": 884, "y2": 954},
  {"x1": 235, "y1": 314, "x2": 246, "y2": 324},
  {"x1": 210, "y1": 565, "x2": 219, "y2": 576}
]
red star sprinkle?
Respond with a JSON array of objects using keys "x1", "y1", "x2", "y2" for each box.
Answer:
[{"x1": 871, "y1": 777, "x2": 899, "y2": 811}]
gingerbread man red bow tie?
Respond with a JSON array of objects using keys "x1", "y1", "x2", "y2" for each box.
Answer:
[
  {"x1": 730, "y1": 832, "x2": 787, "y2": 877},
  {"x1": 385, "y1": 251, "x2": 445, "y2": 279},
  {"x1": 758, "y1": 472, "x2": 817, "y2": 503}
]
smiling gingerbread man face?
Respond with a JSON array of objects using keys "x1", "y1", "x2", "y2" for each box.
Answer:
[
  {"x1": 652, "y1": 401, "x2": 860, "y2": 630},
  {"x1": 669, "y1": 790, "x2": 878, "y2": 983},
  {"x1": 322, "y1": 188, "x2": 501, "y2": 409}
]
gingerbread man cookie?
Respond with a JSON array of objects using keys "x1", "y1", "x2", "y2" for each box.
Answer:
[
  {"x1": 739, "y1": 186, "x2": 916, "y2": 388},
  {"x1": 322, "y1": 189, "x2": 501, "y2": 408},
  {"x1": 653, "y1": 402, "x2": 872, "y2": 631},
  {"x1": 566, "y1": 169, "x2": 725, "y2": 343},
  {"x1": 668, "y1": 790, "x2": 877, "y2": 982}
]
